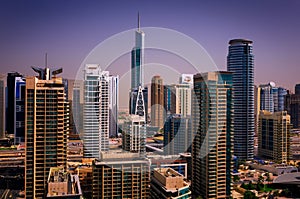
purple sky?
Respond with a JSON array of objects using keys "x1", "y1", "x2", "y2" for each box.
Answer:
[{"x1": 1, "y1": 0, "x2": 300, "y2": 92}]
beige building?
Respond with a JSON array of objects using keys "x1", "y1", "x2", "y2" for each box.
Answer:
[
  {"x1": 258, "y1": 110, "x2": 291, "y2": 163},
  {"x1": 25, "y1": 67, "x2": 69, "y2": 198},
  {"x1": 151, "y1": 75, "x2": 164, "y2": 128},
  {"x1": 192, "y1": 71, "x2": 233, "y2": 198},
  {"x1": 150, "y1": 168, "x2": 191, "y2": 199},
  {"x1": 47, "y1": 167, "x2": 82, "y2": 198},
  {"x1": 170, "y1": 84, "x2": 192, "y2": 117},
  {"x1": 92, "y1": 151, "x2": 150, "y2": 199}
]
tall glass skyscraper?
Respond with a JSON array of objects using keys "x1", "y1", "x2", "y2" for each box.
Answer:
[
  {"x1": 227, "y1": 39, "x2": 254, "y2": 160},
  {"x1": 7, "y1": 72, "x2": 26, "y2": 144},
  {"x1": 131, "y1": 13, "x2": 144, "y2": 89},
  {"x1": 129, "y1": 13, "x2": 148, "y2": 122}
]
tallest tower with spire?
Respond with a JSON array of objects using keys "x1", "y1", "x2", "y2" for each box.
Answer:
[
  {"x1": 131, "y1": 12, "x2": 145, "y2": 89},
  {"x1": 129, "y1": 13, "x2": 148, "y2": 123}
]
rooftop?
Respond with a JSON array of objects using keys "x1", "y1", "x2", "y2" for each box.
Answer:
[
  {"x1": 229, "y1": 38, "x2": 253, "y2": 45},
  {"x1": 273, "y1": 172, "x2": 300, "y2": 184}
]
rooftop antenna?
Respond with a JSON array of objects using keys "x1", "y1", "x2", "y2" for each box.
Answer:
[
  {"x1": 138, "y1": 12, "x2": 140, "y2": 31},
  {"x1": 45, "y1": 53, "x2": 48, "y2": 68}
]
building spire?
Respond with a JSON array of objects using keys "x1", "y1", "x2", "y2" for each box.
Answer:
[
  {"x1": 45, "y1": 52, "x2": 48, "y2": 68},
  {"x1": 138, "y1": 12, "x2": 140, "y2": 31}
]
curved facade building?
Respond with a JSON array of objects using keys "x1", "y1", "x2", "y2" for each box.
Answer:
[{"x1": 227, "y1": 39, "x2": 254, "y2": 160}]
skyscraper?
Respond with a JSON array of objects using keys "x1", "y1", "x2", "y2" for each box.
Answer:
[
  {"x1": 93, "y1": 152, "x2": 150, "y2": 199},
  {"x1": 259, "y1": 82, "x2": 276, "y2": 112},
  {"x1": 83, "y1": 64, "x2": 109, "y2": 158},
  {"x1": 170, "y1": 84, "x2": 192, "y2": 117},
  {"x1": 0, "y1": 74, "x2": 5, "y2": 138},
  {"x1": 192, "y1": 72, "x2": 233, "y2": 198},
  {"x1": 258, "y1": 111, "x2": 291, "y2": 163},
  {"x1": 6, "y1": 72, "x2": 26, "y2": 144},
  {"x1": 285, "y1": 85, "x2": 300, "y2": 129},
  {"x1": 164, "y1": 85, "x2": 172, "y2": 115},
  {"x1": 122, "y1": 115, "x2": 146, "y2": 154},
  {"x1": 131, "y1": 13, "x2": 144, "y2": 89},
  {"x1": 129, "y1": 13, "x2": 148, "y2": 122},
  {"x1": 254, "y1": 85, "x2": 261, "y2": 138},
  {"x1": 25, "y1": 66, "x2": 68, "y2": 198},
  {"x1": 277, "y1": 87, "x2": 287, "y2": 112},
  {"x1": 295, "y1": 84, "x2": 300, "y2": 95},
  {"x1": 227, "y1": 39, "x2": 254, "y2": 160},
  {"x1": 259, "y1": 82, "x2": 287, "y2": 113},
  {"x1": 129, "y1": 86, "x2": 148, "y2": 122},
  {"x1": 72, "y1": 80, "x2": 84, "y2": 135},
  {"x1": 163, "y1": 114, "x2": 191, "y2": 155},
  {"x1": 108, "y1": 75, "x2": 119, "y2": 138},
  {"x1": 151, "y1": 75, "x2": 164, "y2": 128}
]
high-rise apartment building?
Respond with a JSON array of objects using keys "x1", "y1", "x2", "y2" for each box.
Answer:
[
  {"x1": 0, "y1": 74, "x2": 5, "y2": 138},
  {"x1": 259, "y1": 82, "x2": 276, "y2": 112},
  {"x1": 72, "y1": 80, "x2": 84, "y2": 135},
  {"x1": 259, "y1": 82, "x2": 287, "y2": 113},
  {"x1": 192, "y1": 71, "x2": 233, "y2": 198},
  {"x1": 227, "y1": 39, "x2": 254, "y2": 160},
  {"x1": 92, "y1": 152, "x2": 150, "y2": 199},
  {"x1": 277, "y1": 87, "x2": 287, "y2": 112},
  {"x1": 108, "y1": 75, "x2": 119, "y2": 138},
  {"x1": 258, "y1": 110, "x2": 291, "y2": 163},
  {"x1": 83, "y1": 64, "x2": 109, "y2": 158},
  {"x1": 170, "y1": 84, "x2": 192, "y2": 117},
  {"x1": 163, "y1": 114, "x2": 191, "y2": 155},
  {"x1": 122, "y1": 115, "x2": 146, "y2": 154},
  {"x1": 254, "y1": 85, "x2": 261, "y2": 136},
  {"x1": 7, "y1": 72, "x2": 26, "y2": 143},
  {"x1": 295, "y1": 84, "x2": 300, "y2": 95},
  {"x1": 164, "y1": 85, "x2": 172, "y2": 115},
  {"x1": 151, "y1": 75, "x2": 164, "y2": 128},
  {"x1": 285, "y1": 84, "x2": 300, "y2": 129},
  {"x1": 25, "y1": 67, "x2": 69, "y2": 198}
]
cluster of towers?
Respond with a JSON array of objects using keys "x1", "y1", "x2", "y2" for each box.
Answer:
[{"x1": 0, "y1": 15, "x2": 300, "y2": 199}]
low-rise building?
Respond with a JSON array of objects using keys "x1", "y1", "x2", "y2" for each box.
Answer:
[
  {"x1": 47, "y1": 167, "x2": 82, "y2": 199},
  {"x1": 150, "y1": 167, "x2": 191, "y2": 199}
]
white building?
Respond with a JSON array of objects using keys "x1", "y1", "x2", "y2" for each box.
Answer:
[
  {"x1": 122, "y1": 115, "x2": 146, "y2": 154},
  {"x1": 83, "y1": 64, "x2": 109, "y2": 158},
  {"x1": 170, "y1": 84, "x2": 192, "y2": 117}
]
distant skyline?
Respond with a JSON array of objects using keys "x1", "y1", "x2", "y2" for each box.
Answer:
[{"x1": 1, "y1": 0, "x2": 300, "y2": 92}]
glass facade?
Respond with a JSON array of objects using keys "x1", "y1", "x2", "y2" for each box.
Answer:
[
  {"x1": 83, "y1": 65, "x2": 110, "y2": 159},
  {"x1": 227, "y1": 39, "x2": 254, "y2": 160},
  {"x1": 192, "y1": 72, "x2": 233, "y2": 198}
]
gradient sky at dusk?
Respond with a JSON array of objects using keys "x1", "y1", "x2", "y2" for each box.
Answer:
[{"x1": 1, "y1": 0, "x2": 300, "y2": 92}]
